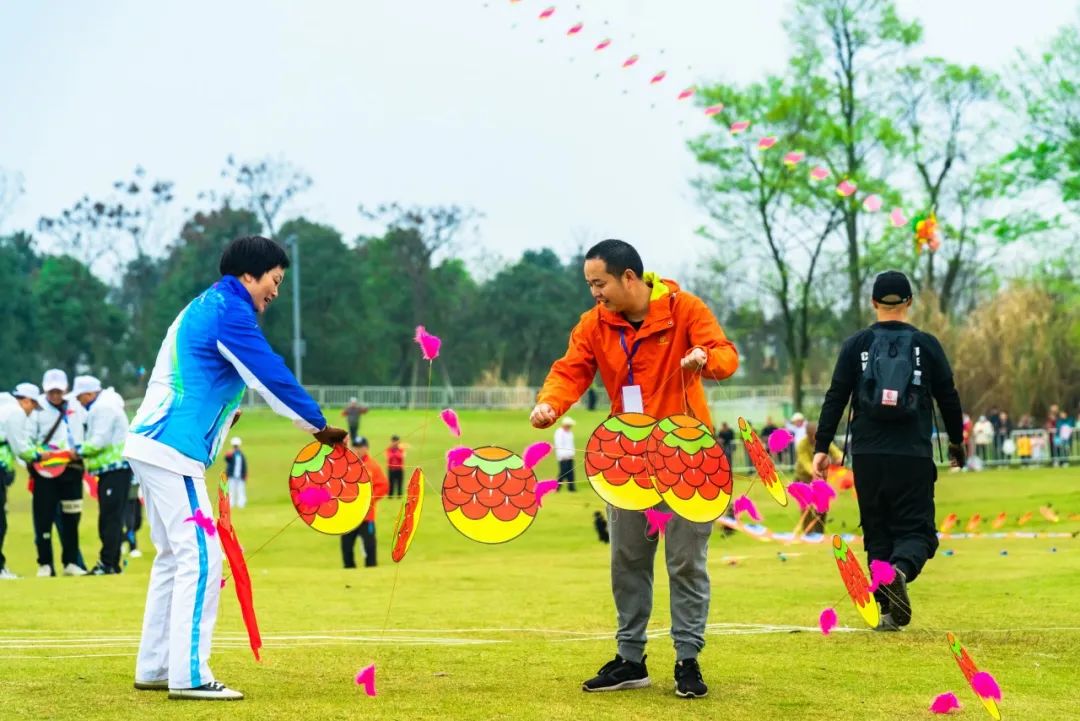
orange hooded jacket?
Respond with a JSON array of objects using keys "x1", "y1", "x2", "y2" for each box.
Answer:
[
  {"x1": 537, "y1": 276, "x2": 738, "y2": 431},
  {"x1": 359, "y1": 452, "x2": 390, "y2": 523}
]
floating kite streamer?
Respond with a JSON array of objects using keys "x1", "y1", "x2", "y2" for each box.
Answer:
[
  {"x1": 643, "y1": 508, "x2": 674, "y2": 537},
  {"x1": 446, "y1": 446, "x2": 474, "y2": 469},
  {"x1": 757, "y1": 136, "x2": 777, "y2": 150},
  {"x1": 836, "y1": 180, "x2": 857, "y2": 197},
  {"x1": 440, "y1": 408, "x2": 462, "y2": 437},
  {"x1": 867, "y1": 559, "x2": 896, "y2": 592},
  {"x1": 645, "y1": 414, "x2": 733, "y2": 523},
  {"x1": 732, "y1": 495, "x2": 761, "y2": 522},
  {"x1": 818, "y1": 608, "x2": 837, "y2": 636},
  {"x1": 567, "y1": 22, "x2": 583, "y2": 35},
  {"x1": 584, "y1": 413, "x2": 660, "y2": 511},
  {"x1": 217, "y1": 475, "x2": 261, "y2": 661},
  {"x1": 810, "y1": 480, "x2": 836, "y2": 514},
  {"x1": 414, "y1": 325, "x2": 441, "y2": 361},
  {"x1": 391, "y1": 468, "x2": 425, "y2": 563},
  {"x1": 767, "y1": 428, "x2": 793, "y2": 454},
  {"x1": 523, "y1": 441, "x2": 552, "y2": 469},
  {"x1": 890, "y1": 207, "x2": 908, "y2": 227},
  {"x1": 809, "y1": 166, "x2": 830, "y2": 181},
  {"x1": 442, "y1": 446, "x2": 539, "y2": 544},
  {"x1": 594, "y1": 38, "x2": 611, "y2": 51},
  {"x1": 971, "y1": 672, "x2": 1002, "y2": 701},
  {"x1": 783, "y1": 151, "x2": 805, "y2": 166},
  {"x1": 930, "y1": 693, "x2": 961, "y2": 714},
  {"x1": 677, "y1": 86, "x2": 695, "y2": 100},
  {"x1": 730, "y1": 120, "x2": 750, "y2": 134},
  {"x1": 832, "y1": 534, "x2": 880, "y2": 628},
  {"x1": 704, "y1": 103, "x2": 724, "y2": 116},
  {"x1": 650, "y1": 71, "x2": 667, "y2": 84},
  {"x1": 538, "y1": 6, "x2": 555, "y2": 19},
  {"x1": 787, "y1": 481, "x2": 813, "y2": 511},
  {"x1": 622, "y1": 54, "x2": 639, "y2": 68},
  {"x1": 863, "y1": 194, "x2": 882, "y2": 212},
  {"x1": 355, "y1": 664, "x2": 377, "y2": 696},
  {"x1": 184, "y1": 509, "x2": 217, "y2": 537},
  {"x1": 534, "y1": 479, "x2": 559, "y2": 507}
]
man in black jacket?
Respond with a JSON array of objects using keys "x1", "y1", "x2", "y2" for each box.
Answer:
[{"x1": 813, "y1": 271, "x2": 965, "y2": 630}]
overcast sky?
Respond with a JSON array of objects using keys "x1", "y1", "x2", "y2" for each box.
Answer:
[{"x1": 1, "y1": 1, "x2": 1076, "y2": 278}]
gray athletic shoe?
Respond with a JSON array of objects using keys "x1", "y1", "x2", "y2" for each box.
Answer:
[
  {"x1": 873, "y1": 612, "x2": 901, "y2": 632},
  {"x1": 168, "y1": 681, "x2": 244, "y2": 701}
]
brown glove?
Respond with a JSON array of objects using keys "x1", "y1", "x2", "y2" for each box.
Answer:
[{"x1": 314, "y1": 426, "x2": 349, "y2": 446}]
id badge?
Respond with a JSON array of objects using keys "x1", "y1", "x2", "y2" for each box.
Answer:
[{"x1": 621, "y1": 385, "x2": 644, "y2": 414}]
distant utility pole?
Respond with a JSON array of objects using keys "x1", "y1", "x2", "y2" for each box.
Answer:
[{"x1": 284, "y1": 233, "x2": 303, "y2": 383}]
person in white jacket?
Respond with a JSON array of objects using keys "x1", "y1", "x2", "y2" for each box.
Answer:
[
  {"x1": 972, "y1": 415, "x2": 994, "y2": 462},
  {"x1": 29, "y1": 369, "x2": 88, "y2": 577},
  {"x1": 553, "y1": 417, "x2": 577, "y2": 492},
  {"x1": 0, "y1": 384, "x2": 43, "y2": 580},
  {"x1": 75, "y1": 375, "x2": 131, "y2": 576}
]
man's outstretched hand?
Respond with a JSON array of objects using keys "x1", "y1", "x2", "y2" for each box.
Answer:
[
  {"x1": 530, "y1": 403, "x2": 558, "y2": 429},
  {"x1": 314, "y1": 426, "x2": 349, "y2": 445}
]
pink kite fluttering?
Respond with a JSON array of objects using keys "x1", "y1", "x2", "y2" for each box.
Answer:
[
  {"x1": 534, "y1": 480, "x2": 559, "y2": 507},
  {"x1": 594, "y1": 38, "x2": 611, "y2": 51},
  {"x1": 355, "y1": 664, "x2": 377, "y2": 697},
  {"x1": 783, "y1": 151, "x2": 805, "y2": 166},
  {"x1": 810, "y1": 480, "x2": 836, "y2": 514},
  {"x1": 567, "y1": 22, "x2": 583, "y2": 35},
  {"x1": 650, "y1": 71, "x2": 667, "y2": 84},
  {"x1": 863, "y1": 194, "x2": 883, "y2": 212},
  {"x1": 757, "y1": 136, "x2": 777, "y2": 150},
  {"x1": 644, "y1": 508, "x2": 674, "y2": 537},
  {"x1": 538, "y1": 6, "x2": 555, "y2": 19},
  {"x1": 622, "y1": 55, "x2": 639, "y2": 68},
  {"x1": 523, "y1": 442, "x2": 552, "y2": 469},
  {"x1": 184, "y1": 509, "x2": 216, "y2": 537},
  {"x1": 446, "y1": 446, "x2": 473, "y2": 470},
  {"x1": 867, "y1": 559, "x2": 896, "y2": 592},
  {"x1": 809, "y1": 166, "x2": 830, "y2": 181},
  {"x1": 787, "y1": 481, "x2": 814, "y2": 511},
  {"x1": 890, "y1": 207, "x2": 908, "y2": 228},
  {"x1": 836, "y1": 180, "x2": 858, "y2": 197},
  {"x1": 440, "y1": 408, "x2": 462, "y2": 437},
  {"x1": 767, "y1": 428, "x2": 793, "y2": 454},
  {"x1": 732, "y1": 495, "x2": 761, "y2": 522},
  {"x1": 929, "y1": 692, "x2": 961, "y2": 714},
  {"x1": 677, "y1": 86, "x2": 695, "y2": 100},
  {"x1": 819, "y1": 607, "x2": 837, "y2": 635},
  {"x1": 414, "y1": 325, "x2": 441, "y2": 362},
  {"x1": 730, "y1": 120, "x2": 750, "y2": 134},
  {"x1": 704, "y1": 103, "x2": 724, "y2": 116},
  {"x1": 971, "y1": 671, "x2": 1002, "y2": 701}
]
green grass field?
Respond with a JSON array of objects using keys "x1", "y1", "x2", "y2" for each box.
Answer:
[{"x1": 1, "y1": 408, "x2": 1078, "y2": 721}]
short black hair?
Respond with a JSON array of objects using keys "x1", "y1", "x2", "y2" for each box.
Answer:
[
  {"x1": 585, "y1": 239, "x2": 644, "y2": 279},
  {"x1": 219, "y1": 236, "x2": 290, "y2": 279}
]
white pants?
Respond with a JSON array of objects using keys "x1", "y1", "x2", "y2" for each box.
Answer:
[
  {"x1": 229, "y1": 478, "x2": 246, "y2": 509},
  {"x1": 130, "y1": 459, "x2": 222, "y2": 689}
]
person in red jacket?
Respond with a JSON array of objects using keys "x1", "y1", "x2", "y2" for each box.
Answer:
[
  {"x1": 530, "y1": 239, "x2": 738, "y2": 699},
  {"x1": 385, "y1": 435, "x2": 406, "y2": 498},
  {"x1": 341, "y1": 437, "x2": 389, "y2": 568}
]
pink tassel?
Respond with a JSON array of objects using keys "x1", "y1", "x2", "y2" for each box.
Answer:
[
  {"x1": 566, "y1": 22, "x2": 583, "y2": 35},
  {"x1": 890, "y1": 207, "x2": 908, "y2": 227},
  {"x1": 523, "y1": 442, "x2": 552, "y2": 469},
  {"x1": 622, "y1": 55, "x2": 639, "y2": 68},
  {"x1": 534, "y1": 480, "x2": 559, "y2": 507},
  {"x1": 819, "y1": 608, "x2": 837, "y2": 635},
  {"x1": 677, "y1": 86, "x2": 695, "y2": 100},
  {"x1": 184, "y1": 509, "x2": 216, "y2": 537},
  {"x1": 414, "y1": 325, "x2": 441, "y2": 362},
  {"x1": 538, "y1": 6, "x2": 555, "y2": 19},
  {"x1": 298, "y1": 487, "x2": 332, "y2": 507},
  {"x1": 971, "y1": 671, "x2": 1002, "y2": 700},
  {"x1": 704, "y1": 103, "x2": 724, "y2": 116},
  {"x1": 929, "y1": 692, "x2": 961, "y2": 713},
  {"x1": 787, "y1": 482, "x2": 814, "y2": 511},
  {"x1": 594, "y1": 38, "x2": 611, "y2": 51},
  {"x1": 867, "y1": 559, "x2": 896, "y2": 592},
  {"x1": 810, "y1": 480, "x2": 836, "y2": 514},
  {"x1": 732, "y1": 495, "x2": 761, "y2": 522},
  {"x1": 767, "y1": 428, "x2": 793, "y2": 454},
  {"x1": 644, "y1": 508, "x2": 674, "y2": 537},
  {"x1": 355, "y1": 664, "x2": 377, "y2": 696},
  {"x1": 863, "y1": 194, "x2": 883, "y2": 212},
  {"x1": 446, "y1": 446, "x2": 473, "y2": 470},
  {"x1": 440, "y1": 408, "x2": 462, "y2": 437}
]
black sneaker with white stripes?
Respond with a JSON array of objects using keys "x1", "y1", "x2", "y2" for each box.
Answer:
[
  {"x1": 674, "y1": 658, "x2": 708, "y2": 698},
  {"x1": 168, "y1": 681, "x2": 244, "y2": 701},
  {"x1": 582, "y1": 655, "x2": 650, "y2": 692}
]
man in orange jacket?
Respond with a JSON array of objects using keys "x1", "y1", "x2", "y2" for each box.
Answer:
[
  {"x1": 530, "y1": 239, "x2": 738, "y2": 699},
  {"x1": 341, "y1": 437, "x2": 390, "y2": 568}
]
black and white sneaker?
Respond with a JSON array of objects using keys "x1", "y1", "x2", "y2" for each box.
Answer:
[
  {"x1": 883, "y1": 567, "x2": 911, "y2": 626},
  {"x1": 674, "y1": 658, "x2": 708, "y2": 698},
  {"x1": 90, "y1": 562, "x2": 122, "y2": 576},
  {"x1": 582, "y1": 655, "x2": 651, "y2": 692},
  {"x1": 168, "y1": 681, "x2": 244, "y2": 701}
]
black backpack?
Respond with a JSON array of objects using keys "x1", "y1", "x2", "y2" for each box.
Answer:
[{"x1": 856, "y1": 328, "x2": 925, "y2": 422}]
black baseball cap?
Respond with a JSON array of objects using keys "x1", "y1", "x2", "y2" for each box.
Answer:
[
  {"x1": 354, "y1": 436, "x2": 369, "y2": 448},
  {"x1": 872, "y1": 271, "x2": 913, "y2": 305}
]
